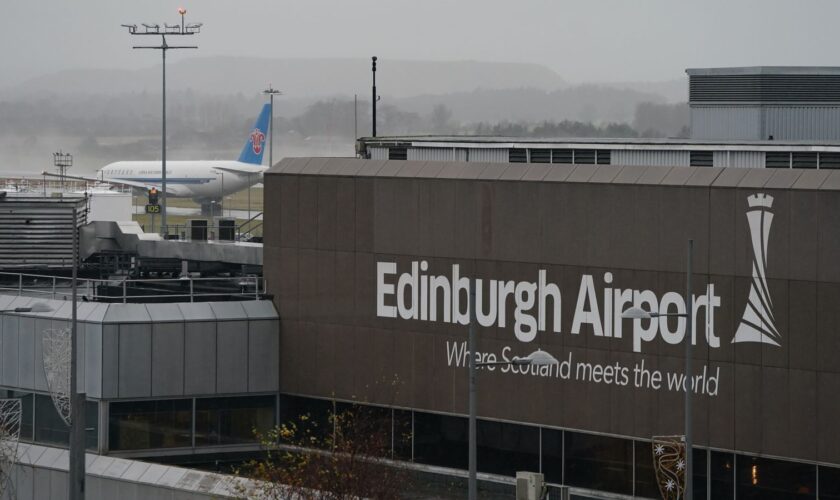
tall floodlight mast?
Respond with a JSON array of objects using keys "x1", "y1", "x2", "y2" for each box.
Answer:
[{"x1": 122, "y1": 9, "x2": 202, "y2": 237}]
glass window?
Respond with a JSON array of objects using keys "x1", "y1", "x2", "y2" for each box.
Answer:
[
  {"x1": 691, "y1": 448, "x2": 708, "y2": 499},
  {"x1": 475, "y1": 420, "x2": 539, "y2": 477},
  {"x1": 530, "y1": 149, "x2": 551, "y2": 164},
  {"x1": 792, "y1": 153, "x2": 818, "y2": 169},
  {"x1": 551, "y1": 149, "x2": 573, "y2": 164},
  {"x1": 393, "y1": 409, "x2": 412, "y2": 460},
  {"x1": 634, "y1": 440, "x2": 659, "y2": 498},
  {"x1": 690, "y1": 151, "x2": 714, "y2": 167},
  {"x1": 574, "y1": 149, "x2": 596, "y2": 164},
  {"x1": 509, "y1": 149, "x2": 527, "y2": 163},
  {"x1": 0, "y1": 390, "x2": 33, "y2": 441},
  {"x1": 540, "y1": 428, "x2": 563, "y2": 484},
  {"x1": 277, "y1": 394, "x2": 333, "y2": 447},
  {"x1": 766, "y1": 152, "x2": 791, "y2": 168},
  {"x1": 35, "y1": 394, "x2": 68, "y2": 446},
  {"x1": 819, "y1": 465, "x2": 840, "y2": 500},
  {"x1": 195, "y1": 395, "x2": 275, "y2": 447},
  {"x1": 109, "y1": 399, "x2": 192, "y2": 450},
  {"x1": 820, "y1": 153, "x2": 840, "y2": 169},
  {"x1": 564, "y1": 431, "x2": 633, "y2": 495},
  {"x1": 711, "y1": 450, "x2": 735, "y2": 499},
  {"x1": 596, "y1": 150, "x2": 611, "y2": 165},
  {"x1": 413, "y1": 411, "x2": 468, "y2": 470},
  {"x1": 86, "y1": 400, "x2": 98, "y2": 451},
  {"x1": 736, "y1": 454, "x2": 816, "y2": 499}
]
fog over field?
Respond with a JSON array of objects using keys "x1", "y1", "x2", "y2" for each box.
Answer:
[{"x1": 1, "y1": 0, "x2": 838, "y2": 174}]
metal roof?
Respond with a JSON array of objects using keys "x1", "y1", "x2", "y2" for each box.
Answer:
[
  {"x1": 686, "y1": 66, "x2": 840, "y2": 76},
  {"x1": 356, "y1": 135, "x2": 840, "y2": 151},
  {"x1": 267, "y1": 157, "x2": 840, "y2": 191}
]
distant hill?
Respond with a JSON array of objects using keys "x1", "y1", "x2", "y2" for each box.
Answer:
[
  {"x1": 599, "y1": 78, "x2": 688, "y2": 103},
  {"x1": 394, "y1": 85, "x2": 668, "y2": 124},
  {"x1": 1, "y1": 57, "x2": 568, "y2": 99}
]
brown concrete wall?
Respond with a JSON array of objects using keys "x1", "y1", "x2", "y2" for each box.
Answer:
[{"x1": 264, "y1": 159, "x2": 840, "y2": 465}]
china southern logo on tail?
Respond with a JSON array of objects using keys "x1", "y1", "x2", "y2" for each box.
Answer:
[
  {"x1": 250, "y1": 129, "x2": 266, "y2": 155},
  {"x1": 733, "y1": 193, "x2": 781, "y2": 346}
]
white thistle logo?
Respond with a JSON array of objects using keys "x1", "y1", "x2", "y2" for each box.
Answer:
[{"x1": 732, "y1": 193, "x2": 781, "y2": 346}]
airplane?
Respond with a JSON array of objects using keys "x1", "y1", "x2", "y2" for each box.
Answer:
[{"x1": 55, "y1": 103, "x2": 271, "y2": 215}]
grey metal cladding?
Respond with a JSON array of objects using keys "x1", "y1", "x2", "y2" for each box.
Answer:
[
  {"x1": 84, "y1": 322, "x2": 103, "y2": 398},
  {"x1": 151, "y1": 321, "x2": 185, "y2": 397},
  {"x1": 144, "y1": 303, "x2": 184, "y2": 322},
  {"x1": 117, "y1": 323, "x2": 152, "y2": 398},
  {"x1": 216, "y1": 321, "x2": 248, "y2": 394},
  {"x1": 103, "y1": 303, "x2": 152, "y2": 324},
  {"x1": 240, "y1": 300, "x2": 279, "y2": 319},
  {"x1": 176, "y1": 302, "x2": 216, "y2": 321},
  {"x1": 1, "y1": 315, "x2": 18, "y2": 387},
  {"x1": 184, "y1": 321, "x2": 217, "y2": 394},
  {"x1": 208, "y1": 301, "x2": 247, "y2": 320},
  {"x1": 248, "y1": 320, "x2": 279, "y2": 392}
]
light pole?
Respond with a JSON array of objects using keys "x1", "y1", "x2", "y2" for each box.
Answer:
[
  {"x1": 67, "y1": 206, "x2": 83, "y2": 499},
  {"x1": 122, "y1": 12, "x2": 202, "y2": 237},
  {"x1": 467, "y1": 283, "x2": 559, "y2": 500},
  {"x1": 262, "y1": 86, "x2": 282, "y2": 169},
  {"x1": 53, "y1": 151, "x2": 73, "y2": 194},
  {"x1": 371, "y1": 57, "x2": 379, "y2": 137},
  {"x1": 622, "y1": 239, "x2": 694, "y2": 499}
]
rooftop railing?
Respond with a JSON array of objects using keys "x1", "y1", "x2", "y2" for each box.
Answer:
[{"x1": 0, "y1": 272, "x2": 265, "y2": 304}]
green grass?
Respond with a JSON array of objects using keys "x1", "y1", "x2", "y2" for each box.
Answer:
[
  {"x1": 132, "y1": 213, "x2": 263, "y2": 238},
  {"x1": 133, "y1": 186, "x2": 264, "y2": 212}
]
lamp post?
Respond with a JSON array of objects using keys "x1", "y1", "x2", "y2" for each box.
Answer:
[
  {"x1": 53, "y1": 151, "x2": 73, "y2": 194},
  {"x1": 122, "y1": 11, "x2": 202, "y2": 237},
  {"x1": 371, "y1": 57, "x2": 379, "y2": 137},
  {"x1": 622, "y1": 239, "x2": 694, "y2": 499},
  {"x1": 467, "y1": 283, "x2": 559, "y2": 500},
  {"x1": 262, "y1": 86, "x2": 282, "y2": 169}
]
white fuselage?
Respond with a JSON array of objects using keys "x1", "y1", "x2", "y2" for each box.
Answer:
[{"x1": 99, "y1": 161, "x2": 265, "y2": 203}]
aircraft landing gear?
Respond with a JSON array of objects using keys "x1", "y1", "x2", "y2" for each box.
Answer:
[{"x1": 200, "y1": 201, "x2": 222, "y2": 216}]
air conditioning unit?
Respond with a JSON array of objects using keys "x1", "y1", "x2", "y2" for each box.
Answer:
[
  {"x1": 187, "y1": 219, "x2": 208, "y2": 241},
  {"x1": 516, "y1": 471, "x2": 545, "y2": 500},
  {"x1": 217, "y1": 217, "x2": 236, "y2": 242}
]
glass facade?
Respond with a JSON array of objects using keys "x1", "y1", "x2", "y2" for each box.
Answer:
[
  {"x1": 0, "y1": 390, "x2": 33, "y2": 440},
  {"x1": 736, "y1": 455, "x2": 816, "y2": 499},
  {"x1": 109, "y1": 399, "x2": 192, "y2": 450},
  {"x1": 564, "y1": 431, "x2": 633, "y2": 495},
  {"x1": 273, "y1": 394, "x2": 838, "y2": 499},
  {"x1": 413, "y1": 411, "x2": 468, "y2": 470},
  {"x1": 195, "y1": 395, "x2": 275, "y2": 446},
  {"x1": 820, "y1": 466, "x2": 840, "y2": 500}
]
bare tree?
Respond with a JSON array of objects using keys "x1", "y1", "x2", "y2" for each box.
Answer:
[{"x1": 239, "y1": 404, "x2": 409, "y2": 500}]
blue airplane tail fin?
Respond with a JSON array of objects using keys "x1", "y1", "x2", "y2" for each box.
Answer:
[{"x1": 237, "y1": 103, "x2": 271, "y2": 165}]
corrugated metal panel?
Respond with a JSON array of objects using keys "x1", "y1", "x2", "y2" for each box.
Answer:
[
  {"x1": 469, "y1": 148, "x2": 509, "y2": 163},
  {"x1": 407, "y1": 147, "x2": 456, "y2": 162},
  {"x1": 690, "y1": 106, "x2": 762, "y2": 140},
  {"x1": 0, "y1": 197, "x2": 87, "y2": 268},
  {"x1": 764, "y1": 106, "x2": 840, "y2": 141},
  {"x1": 713, "y1": 151, "x2": 765, "y2": 168},
  {"x1": 689, "y1": 74, "x2": 840, "y2": 103},
  {"x1": 369, "y1": 147, "x2": 389, "y2": 160},
  {"x1": 610, "y1": 150, "x2": 690, "y2": 167}
]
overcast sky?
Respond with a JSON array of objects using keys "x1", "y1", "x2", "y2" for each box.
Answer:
[{"x1": 2, "y1": 0, "x2": 840, "y2": 88}]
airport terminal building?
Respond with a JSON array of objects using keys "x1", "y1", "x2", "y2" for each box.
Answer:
[{"x1": 264, "y1": 157, "x2": 840, "y2": 499}]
